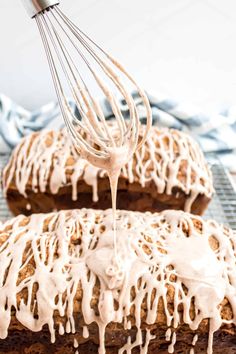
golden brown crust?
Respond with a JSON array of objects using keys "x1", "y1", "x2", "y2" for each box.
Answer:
[
  {"x1": 3, "y1": 127, "x2": 213, "y2": 216},
  {"x1": 5, "y1": 179, "x2": 211, "y2": 216},
  {"x1": 0, "y1": 211, "x2": 229, "y2": 318},
  {"x1": 0, "y1": 324, "x2": 235, "y2": 353},
  {"x1": 0, "y1": 210, "x2": 236, "y2": 354}
]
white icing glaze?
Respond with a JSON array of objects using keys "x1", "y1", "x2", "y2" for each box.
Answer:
[
  {"x1": 74, "y1": 338, "x2": 79, "y2": 348},
  {"x1": 3, "y1": 125, "x2": 213, "y2": 212},
  {"x1": 168, "y1": 331, "x2": 176, "y2": 353},
  {"x1": 118, "y1": 328, "x2": 155, "y2": 354},
  {"x1": 26, "y1": 203, "x2": 31, "y2": 211},
  {"x1": 165, "y1": 328, "x2": 172, "y2": 341},
  {"x1": 192, "y1": 334, "x2": 198, "y2": 346},
  {"x1": 0, "y1": 208, "x2": 235, "y2": 353},
  {"x1": 59, "y1": 322, "x2": 65, "y2": 335},
  {"x1": 190, "y1": 333, "x2": 198, "y2": 353},
  {"x1": 82, "y1": 325, "x2": 89, "y2": 339}
]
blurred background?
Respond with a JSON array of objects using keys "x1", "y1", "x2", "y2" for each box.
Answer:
[{"x1": 1, "y1": 0, "x2": 236, "y2": 111}]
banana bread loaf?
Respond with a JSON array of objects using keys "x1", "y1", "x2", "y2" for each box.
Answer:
[
  {"x1": 2, "y1": 125, "x2": 213, "y2": 216},
  {"x1": 0, "y1": 208, "x2": 235, "y2": 353}
]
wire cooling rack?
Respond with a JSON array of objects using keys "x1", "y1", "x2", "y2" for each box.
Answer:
[
  {"x1": 0, "y1": 154, "x2": 236, "y2": 229},
  {"x1": 0, "y1": 155, "x2": 12, "y2": 222},
  {"x1": 204, "y1": 162, "x2": 236, "y2": 229}
]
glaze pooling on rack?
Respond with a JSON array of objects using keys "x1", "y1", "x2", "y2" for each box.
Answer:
[
  {"x1": 0, "y1": 208, "x2": 235, "y2": 353},
  {"x1": 3, "y1": 124, "x2": 213, "y2": 213}
]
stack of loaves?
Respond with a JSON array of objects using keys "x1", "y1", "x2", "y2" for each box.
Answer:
[{"x1": 1, "y1": 121, "x2": 236, "y2": 354}]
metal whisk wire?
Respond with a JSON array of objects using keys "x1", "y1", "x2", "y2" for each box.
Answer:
[{"x1": 33, "y1": 4, "x2": 152, "y2": 162}]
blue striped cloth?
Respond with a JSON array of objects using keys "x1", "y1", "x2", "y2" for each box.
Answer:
[{"x1": 1, "y1": 93, "x2": 236, "y2": 171}]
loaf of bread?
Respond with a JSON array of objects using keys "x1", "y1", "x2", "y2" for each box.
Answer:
[
  {"x1": 0, "y1": 208, "x2": 235, "y2": 354},
  {"x1": 2, "y1": 124, "x2": 213, "y2": 216}
]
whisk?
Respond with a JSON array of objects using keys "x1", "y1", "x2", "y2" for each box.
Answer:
[{"x1": 21, "y1": 0, "x2": 152, "y2": 167}]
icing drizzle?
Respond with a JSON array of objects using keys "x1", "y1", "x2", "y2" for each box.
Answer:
[
  {"x1": 0, "y1": 208, "x2": 235, "y2": 353},
  {"x1": 3, "y1": 125, "x2": 213, "y2": 213}
]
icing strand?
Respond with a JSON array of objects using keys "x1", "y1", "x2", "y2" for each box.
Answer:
[
  {"x1": 168, "y1": 331, "x2": 176, "y2": 353},
  {"x1": 74, "y1": 338, "x2": 79, "y2": 348},
  {"x1": 192, "y1": 334, "x2": 198, "y2": 346},
  {"x1": 0, "y1": 208, "x2": 235, "y2": 353},
  {"x1": 190, "y1": 334, "x2": 198, "y2": 354},
  {"x1": 82, "y1": 326, "x2": 89, "y2": 339},
  {"x1": 3, "y1": 125, "x2": 213, "y2": 213}
]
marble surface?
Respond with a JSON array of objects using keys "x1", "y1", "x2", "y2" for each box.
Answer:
[{"x1": 0, "y1": 0, "x2": 236, "y2": 111}]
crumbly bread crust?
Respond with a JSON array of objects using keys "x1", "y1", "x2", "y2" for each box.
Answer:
[
  {"x1": 0, "y1": 209, "x2": 235, "y2": 353},
  {"x1": 2, "y1": 126, "x2": 213, "y2": 216}
]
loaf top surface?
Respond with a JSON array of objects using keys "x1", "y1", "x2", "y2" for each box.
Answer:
[
  {"x1": 2, "y1": 124, "x2": 213, "y2": 212},
  {"x1": 0, "y1": 208, "x2": 235, "y2": 353}
]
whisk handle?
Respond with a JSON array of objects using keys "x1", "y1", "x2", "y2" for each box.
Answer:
[{"x1": 21, "y1": 0, "x2": 59, "y2": 18}]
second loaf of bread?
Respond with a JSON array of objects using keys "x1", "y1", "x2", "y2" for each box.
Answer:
[{"x1": 2, "y1": 123, "x2": 213, "y2": 216}]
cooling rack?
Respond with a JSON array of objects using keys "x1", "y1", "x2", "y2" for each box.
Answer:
[
  {"x1": 0, "y1": 155, "x2": 12, "y2": 222},
  {"x1": 204, "y1": 158, "x2": 236, "y2": 230},
  {"x1": 0, "y1": 154, "x2": 236, "y2": 229}
]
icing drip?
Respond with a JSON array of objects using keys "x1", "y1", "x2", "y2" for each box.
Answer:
[
  {"x1": 74, "y1": 338, "x2": 79, "y2": 348},
  {"x1": 165, "y1": 328, "x2": 172, "y2": 341},
  {"x1": 82, "y1": 326, "x2": 89, "y2": 339},
  {"x1": 26, "y1": 203, "x2": 31, "y2": 211},
  {"x1": 168, "y1": 331, "x2": 176, "y2": 353},
  {"x1": 118, "y1": 328, "x2": 155, "y2": 353},
  {"x1": 3, "y1": 125, "x2": 213, "y2": 213},
  {"x1": 0, "y1": 208, "x2": 235, "y2": 353},
  {"x1": 59, "y1": 323, "x2": 65, "y2": 335},
  {"x1": 192, "y1": 334, "x2": 198, "y2": 346},
  {"x1": 190, "y1": 334, "x2": 198, "y2": 354}
]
